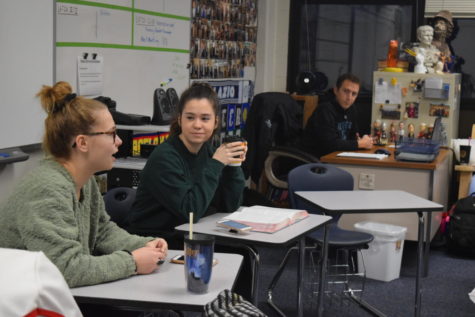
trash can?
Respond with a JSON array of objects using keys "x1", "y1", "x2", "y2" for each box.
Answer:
[{"x1": 354, "y1": 221, "x2": 407, "y2": 282}]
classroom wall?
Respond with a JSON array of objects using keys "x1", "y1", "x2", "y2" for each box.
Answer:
[
  {"x1": 0, "y1": 1, "x2": 290, "y2": 203},
  {"x1": 254, "y1": 0, "x2": 290, "y2": 94}
]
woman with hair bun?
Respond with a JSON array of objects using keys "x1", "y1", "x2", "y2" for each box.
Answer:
[{"x1": 0, "y1": 81, "x2": 168, "y2": 288}]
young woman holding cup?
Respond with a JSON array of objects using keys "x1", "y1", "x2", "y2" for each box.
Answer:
[{"x1": 126, "y1": 83, "x2": 247, "y2": 244}]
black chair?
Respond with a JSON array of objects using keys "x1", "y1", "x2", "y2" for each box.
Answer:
[
  {"x1": 103, "y1": 187, "x2": 136, "y2": 228},
  {"x1": 261, "y1": 146, "x2": 319, "y2": 207},
  {"x1": 268, "y1": 163, "x2": 374, "y2": 313}
]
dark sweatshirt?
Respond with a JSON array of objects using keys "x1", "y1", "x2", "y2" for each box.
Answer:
[
  {"x1": 302, "y1": 98, "x2": 359, "y2": 158},
  {"x1": 125, "y1": 135, "x2": 245, "y2": 235}
]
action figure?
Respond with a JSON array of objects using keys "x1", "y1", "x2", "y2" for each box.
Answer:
[
  {"x1": 408, "y1": 123, "x2": 415, "y2": 139},
  {"x1": 373, "y1": 120, "x2": 382, "y2": 145},
  {"x1": 380, "y1": 122, "x2": 388, "y2": 145},
  {"x1": 427, "y1": 123, "x2": 434, "y2": 139},
  {"x1": 389, "y1": 122, "x2": 397, "y2": 143},
  {"x1": 398, "y1": 122, "x2": 405, "y2": 142},
  {"x1": 418, "y1": 123, "x2": 427, "y2": 139}
]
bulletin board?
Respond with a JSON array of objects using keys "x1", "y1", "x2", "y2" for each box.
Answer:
[
  {"x1": 0, "y1": 0, "x2": 54, "y2": 149},
  {"x1": 56, "y1": 0, "x2": 191, "y2": 118},
  {"x1": 371, "y1": 71, "x2": 461, "y2": 142}
]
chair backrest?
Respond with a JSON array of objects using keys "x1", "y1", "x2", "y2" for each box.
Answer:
[
  {"x1": 264, "y1": 146, "x2": 319, "y2": 189},
  {"x1": 288, "y1": 163, "x2": 353, "y2": 221},
  {"x1": 103, "y1": 187, "x2": 136, "y2": 227}
]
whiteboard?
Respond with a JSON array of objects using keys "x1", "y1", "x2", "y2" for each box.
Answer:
[
  {"x1": 56, "y1": 0, "x2": 191, "y2": 118},
  {"x1": 0, "y1": 0, "x2": 54, "y2": 148}
]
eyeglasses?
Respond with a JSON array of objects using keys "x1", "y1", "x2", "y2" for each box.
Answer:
[{"x1": 72, "y1": 130, "x2": 117, "y2": 148}]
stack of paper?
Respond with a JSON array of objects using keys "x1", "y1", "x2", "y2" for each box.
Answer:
[
  {"x1": 220, "y1": 205, "x2": 309, "y2": 233},
  {"x1": 337, "y1": 152, "x2": 388, "y2": 160}
]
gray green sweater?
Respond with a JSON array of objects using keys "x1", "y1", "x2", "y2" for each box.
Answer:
[{"x1": 0, "y1": 159, "x2": 152, "y2": 287}]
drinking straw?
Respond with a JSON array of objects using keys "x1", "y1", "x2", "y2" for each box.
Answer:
[{"x1": 189, "y1": 212, "x2": 193, "y2": 240}]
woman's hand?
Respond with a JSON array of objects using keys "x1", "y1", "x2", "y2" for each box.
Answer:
[
  {"x1": 146, "y1": 238, "x2": 168, "y2": 258},
  {"x1": 212, "y1": 141, "x2": 247, "y2": 165},
  {"x1": 131, "y1": 247, "x2": 163, "y2": 274}
]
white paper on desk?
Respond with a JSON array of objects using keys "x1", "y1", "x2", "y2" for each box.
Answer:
[
  {"x1": 337, "y1": 152, "x2": 387, "y2": 160},
  {"x1": 77, "y1": 54, "x2": 104, "y2": 96}
]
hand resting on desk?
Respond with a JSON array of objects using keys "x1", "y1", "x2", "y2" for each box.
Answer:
[{"x1": 132, "y1": 238, "x2": 168, "y2": 274}]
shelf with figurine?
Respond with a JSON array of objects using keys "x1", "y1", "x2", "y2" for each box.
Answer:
[{"x1": 371, "y1": 120, "x2": 436, "y2": 147}]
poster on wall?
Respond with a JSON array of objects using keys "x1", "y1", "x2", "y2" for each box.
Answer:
[{"x1": 190, "y1": 0, "x2": 257, "y2": 80}]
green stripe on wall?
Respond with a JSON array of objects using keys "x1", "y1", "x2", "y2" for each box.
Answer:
[
  {"x1": 56, "y1": 42, "x2": 189, "y2": 53},
  {"x1": 57, "y1": 0, "x2": 190, "y2": 20},
  {"x1": 57, "y1": 0, "x2": 131, "y2": 12},
  {"x1": 133, "y1": 8, "x2": 190, "y2": 21}
]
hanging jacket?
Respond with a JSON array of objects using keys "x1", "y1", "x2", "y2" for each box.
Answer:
[{"x1": 242, "y1": 92, "x2": 303, "y2": 183}]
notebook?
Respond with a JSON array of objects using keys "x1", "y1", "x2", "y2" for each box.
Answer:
[{"x1": 219, "y1": 205, "x2": 309, "y2": 233}]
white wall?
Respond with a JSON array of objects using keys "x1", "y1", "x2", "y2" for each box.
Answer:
[
  {"x1": 0, "y1": 1, "x2": 292, "y2": 203},
  {"x1": 255, "y1": 0, "x2": 290, "y2": 93}
]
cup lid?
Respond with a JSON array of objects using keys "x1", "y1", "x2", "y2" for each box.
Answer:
[
  {"x1": 184, "y1": 233, "x2": 215, "y2": 244},
  {"x1": 223, "y1": 135, "x2": 244, "y2": 143}
]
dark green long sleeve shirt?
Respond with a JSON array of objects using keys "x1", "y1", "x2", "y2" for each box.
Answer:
[{"x1": 126, "y1": 135, "x2": 245, "y2": 233}]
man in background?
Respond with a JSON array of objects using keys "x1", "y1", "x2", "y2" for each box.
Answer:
[{"x1": 302, "y1": 73, "x2": 373, "y2": 158}]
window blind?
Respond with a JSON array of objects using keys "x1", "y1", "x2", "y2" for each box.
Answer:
[{"x1": 425, "y1": 0, "x2": 475, "y2": 18}]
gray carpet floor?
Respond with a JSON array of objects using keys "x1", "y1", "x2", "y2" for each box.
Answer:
[{"x1": 254, "y1": 241, "x2": 475, "y2": 317}]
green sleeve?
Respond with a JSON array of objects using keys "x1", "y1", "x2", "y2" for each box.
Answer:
[
  {"x1": 144, "y1": 150, "x2": 224, "y2": 222},
  {"x1": 19, "y1": 190, "x2": 137, "y2": 288},
  {"x1": 218, "y1": 166, "x2": 245, "y2": 211}
]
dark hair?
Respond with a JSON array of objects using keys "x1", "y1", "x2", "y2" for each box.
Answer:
[
  {"x1": 335, "y1": 73, "x2": 361, "y2": 89},
  {"x1": 36, "y1": 81, "x2": 106, "y2": 159},
  {"x1": 169, "y1": 83, "x2": 220, "y2": 136}
]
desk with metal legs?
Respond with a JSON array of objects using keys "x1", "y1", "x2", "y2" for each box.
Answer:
[
  {"x1": 175, "y1": 213, "x2": 332, "y2": 317},
  {"x1": 71, "y1": 250, "x2": 242, "y2": 312},
  {"x1": 295, "y1": 190, "x2": 443, "y2": 317}
]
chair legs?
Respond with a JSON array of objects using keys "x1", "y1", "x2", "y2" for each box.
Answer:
[
  {"x1": 267, "y1": 243, "x2": 371, "y2": 315},
  {"x1": 308, "y1": 247, "x2": 368, "y2": 312}
]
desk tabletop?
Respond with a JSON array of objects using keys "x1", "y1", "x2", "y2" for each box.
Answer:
[
  {"x1": 455, "y1": 164, "x2": 475, "y2": 172},
  {"x1": 321, "y1": 147, "x2": 448, "y2": 170},
  {"x1": 296, "y1": 190, "x2": 443, "y2": 214},
  {"x1": 71, "y1": 250, "x2": 242, "y2": 312},
  {"x1": 175, "y1": 213, "x2": 331, "y2": 247}
]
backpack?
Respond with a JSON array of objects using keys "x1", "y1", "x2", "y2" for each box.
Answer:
[{"x1": 447, "y1": 193, "x2": 475, "y2": 256}]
